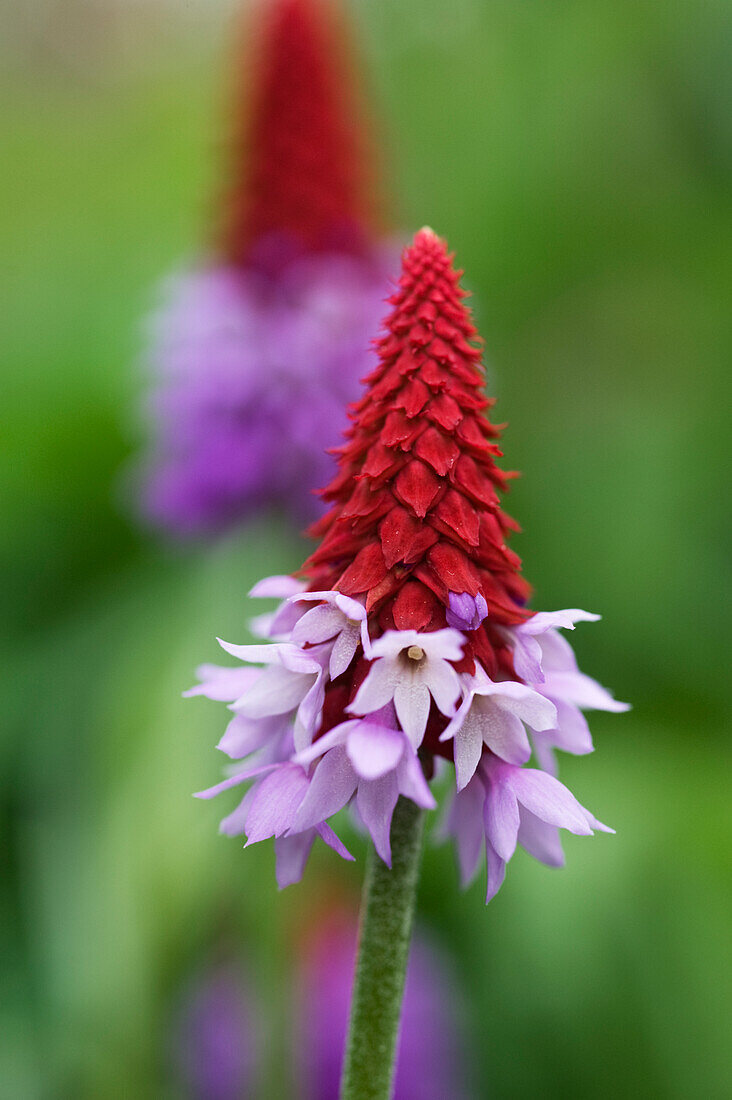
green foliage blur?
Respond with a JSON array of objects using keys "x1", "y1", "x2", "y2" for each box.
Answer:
[{"x1": 2, "y1": 1, "x2": 730, "y2": 1096}]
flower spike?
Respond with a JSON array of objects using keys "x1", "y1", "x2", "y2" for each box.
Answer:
[
  {"x1": 190, "y1": 229, "x2": 628, "y2": 899},
  {"x1": 135, "y1": 0, "x2": 394, "y2": 535},
  {"x1": 224, "y1": 0, "x2": 374, "y2": 268}
]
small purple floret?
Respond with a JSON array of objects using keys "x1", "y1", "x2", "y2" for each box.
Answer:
[{"x1": 446, "y1": 591, "x2": 488, "y2": 631}]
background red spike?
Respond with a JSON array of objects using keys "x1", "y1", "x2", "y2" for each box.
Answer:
[
  {"x1": 302, "y1": 227, "x2": 532, "y2": 678},
  {"x1": 221, "y1": 0, "x2": 376, "y2": 267}
]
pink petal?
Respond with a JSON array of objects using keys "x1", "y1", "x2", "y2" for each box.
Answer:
[
  {"x1": 249, "y1": 575, "x2": 305, "y2": 598},
  {"x1": 397, "y1": 751, "x2": 437, "y2": 810},
  {"x1": 194, "y1": 762, "x2": 275, "y2": 800},
  {"x1": 452, "y1": 725, "x2": 484, "y2": 791},
  {"x1": 291, "y1": 747, "x2": 357, "y2": 832},
  {"x1": 349, "y1": 658, "x2": 400, "y2": 717},
  {"x1": 184, "y1": 664, "x2": 258, "y2": 702},
  {"x1": 393, "y1": 678, "x2": 431, "y2": 749},
  {"x1": 217, "y1": 714, "x2": 284, "y2": 759},
  {"x1": 524, "y1": 609, "x2": 600, "y2": 635},
  {"x1": 473, "y1": 703, "x2": 532, "y2": 766},
  {"x1": 483, "y1": 775, "x2": 520, "y2": 861},
  {"x1": 546, "y1": 671, "x2": 630, "y2": 713},
  {"x1": 507, "y1": 768, "x2": 593, "y2": 835},
  {"x1": 274, "y1": 832, "x2": 315, "y2": 888},
  {"x1": 291, "y1": 604, "x2": 344, "y2": 646},
  {"x1": 294, "y1": 723, "x2": 354, "y2": 767},
  {"x1": 492, "y1": 682, "x2": 557, "y2": 732},
  {"x1": 511, "y1": 633, "x2": 544, "y2": 684},
  {"x1": 517, "y1": 807, "x2": 565, "y2": 867},
  {"x1": 546, "y1": 698, "x2": 594, "y2": 755},
  {"x1": 219, "y1": 787, "x2": 256, "y2": 837},
  {"x1": 234, "y1": 666, "x2": 312, "y2": 720},
  {"x1": 346, "y1": 723, "x2": 405, "y2": 780},
  {"x1": 329, "y1": 623, "x2": 360, "y2": 679},
  {"x1": 315, "y1": 822, "x2": 355, "y2": 861},
  {"x1": 243, "y1": 765, "x2": 309, "y2": 844},
  {"x1": 241, "y1": 765, "x2": 306, "y2": 840},
  {"x1": 423, "y1": 659, "x2": 462, "y2": 717},
  {"x1": 447, "y1": 780, "x2": 486, "y2": 887},
  {"x1": 485, "y1": 838, "x2": 507, "y2": 903},
  {"x1": 357, "y1": 773, "x2": 400, "y2": 866}
]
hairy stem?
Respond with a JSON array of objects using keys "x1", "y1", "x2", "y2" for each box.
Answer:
[{"x1": 340, "y1": 797, "x2": 425, "y2": 1100}]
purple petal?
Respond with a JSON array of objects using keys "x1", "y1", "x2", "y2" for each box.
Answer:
[
  {"x1": 243, "y1": 765, "x2": 309, "y2": 844},
  {"x1": 356, "y1": 773, "x2": 400, "y2": 866},
  {"x1": 329, "y1": 622, "x2": 360, "y2": 680},
  {"x1": 234, "y1": 666, "x2": 313, "y2": 720},
  {"x1": 517, "y1": 807, "x2": 566, "y2": 867},
  {"x1": 546, "y1": 670, "x2": 630, "y2": 712},
  {"x1": 346, "y1": 723, "x2": 405, "y2": 780},
  {"x1": 291, "y1": 604, "x2": 344, "y2": 646},
  {"x1": 483, "y1": 774, "x2": 520, "y2": 861},
  {"x1": 446, "y1": 591, "x2": 488, "y2": 631},
  {"x1": 249, "y1": 574, "x2": 305, "y2": 599},
  {"x1": 524, "y1": 609, "x2": 600, "y2": 635},
  {"x1": 291, "y1": 747, "x2": 357, "y2": 832},
  {"x1": 472, "y1": 703, "x2": 532, "y2": 767},
  {"x1": 217, "y1": 714, "x2": 284, "y2": 760},
  {"x1": 546, "y1": 698, "x2": 594, "y2": 755},
  {"x1": 393, "y1": 679, "x2": 431, "y2": 749},
  {"x1": 349, "y1": 658, "x2": 400, "y2": 717},
  {"x1": 397, "y1": 751, "x2": 437, "y2": 810},
  {"x1": 530, "y1": 734, "x2": 560, "y2": 777},
  {"x1": 510, "y1": 634, "x2": 545, "y2": 684},
  {"x1": 453, "y1": 725, "x2": 484, "y2": 791},
  {"x1": 423, "y1": 663, "x2": 462, "y2": 720},
  {"x1": 274, "y1": 832, "x2": 315, "y2": 888},
  {"x1": 447, "y1": 779, "x2": 486, "y2": 887},
  {"x1": 507, "y1": 768, "x2": 593, "y2": 835},
  {"x1": 485, "y1": 838, "x2": 507, "y2": 903},
  {"x1": 219, "y1": 787, "x2": 256, "y2": 837},
  {"x1": 315, "y1": 822, "x2": 355, "y2": 861},
  {"x1": 491, "y1": 682, "x2": 557, "y2": 732},
  {"x1": 194, "y1": 763, "x2": 275, "y2": 800},
  {"x1": 184, "y1": 664, "x2": 258, "y2": 702}
]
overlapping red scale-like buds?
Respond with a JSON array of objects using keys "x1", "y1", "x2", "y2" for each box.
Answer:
[
  {"x1": 222, "y1": 0, "x2": 373, "y2": 267},
  {"x1": 304, "y1": 227, "x2": 532, "y2": 684},
  {"x1": 191, "y1": 227, "x2": 625, "y2": 891}
]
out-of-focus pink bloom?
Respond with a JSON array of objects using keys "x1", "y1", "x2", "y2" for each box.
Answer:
[
  {"x1": 135, "y1": 0, "x2": 396, "y2": 536},
  {"x1": 295, "y1": 909, "x2": 470, "y2": 1100},
  {"x1": 171, "y1": 961, "x2": 257, "y2": 1100}
]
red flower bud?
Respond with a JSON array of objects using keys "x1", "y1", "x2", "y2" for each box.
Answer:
[{"x1": 304, "y1": 228, "x2": 531, "y2": 678}]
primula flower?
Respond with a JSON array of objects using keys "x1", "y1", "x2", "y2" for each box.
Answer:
[
  {"x1": 190, "y1": 228, "x2": 627, "y2": 900},
  {"x1": 136, "y1": 0, "x2": 394, "y2": 534}
]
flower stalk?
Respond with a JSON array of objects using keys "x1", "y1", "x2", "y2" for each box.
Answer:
[{"x1": 340, "y1": 797, "x2": 425, "y2": 1100}]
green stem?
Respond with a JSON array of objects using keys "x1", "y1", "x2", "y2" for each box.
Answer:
[{"x1": 340, "y1": 797, "x2": 425, "y2": 1100}]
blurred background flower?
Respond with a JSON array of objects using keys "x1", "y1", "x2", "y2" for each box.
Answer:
[
  {"x1": 2, "y1": 0, "x2": 730, "y2": 1096},
  {"x1": 134, "y1": 0, "x2": 395, "y2": 534}
]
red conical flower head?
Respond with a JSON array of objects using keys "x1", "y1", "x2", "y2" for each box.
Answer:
[
  {"x1": 190, "y1": 227, "x2": 627, "y2": 894},
  {"x1": 304, "y1": 228, "x2": 531, "y2": 682},
  {"x1": 222, "y1": 0, "x2": 373, "y2": 267}
]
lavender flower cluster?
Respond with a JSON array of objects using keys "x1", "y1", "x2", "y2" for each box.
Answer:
[
  {"x1": 140, "y1": 250, "x2": 392, "y2": 534},
  {"x1": 189, "y1": 576, "x2": 628, "y2": 901}
]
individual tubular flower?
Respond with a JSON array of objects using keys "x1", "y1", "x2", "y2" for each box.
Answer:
[
  {"x1": 190, "y1": 228, "x2": 627, "y2": 899},
  {"x1": 446, "y1": 756, "x2": 614, "y2": 903},
  {"x1": 136, "y1": 0, "x2": 394, "y2": 535}
]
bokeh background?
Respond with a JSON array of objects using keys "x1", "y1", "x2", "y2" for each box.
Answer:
[{"x1": 2, "y1": 0, "x2": 731, "y2": 1096}]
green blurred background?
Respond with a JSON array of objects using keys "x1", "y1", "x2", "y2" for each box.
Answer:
[{"x1": 2, "y1": 0, "x2": 730, "y2": 1096}]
